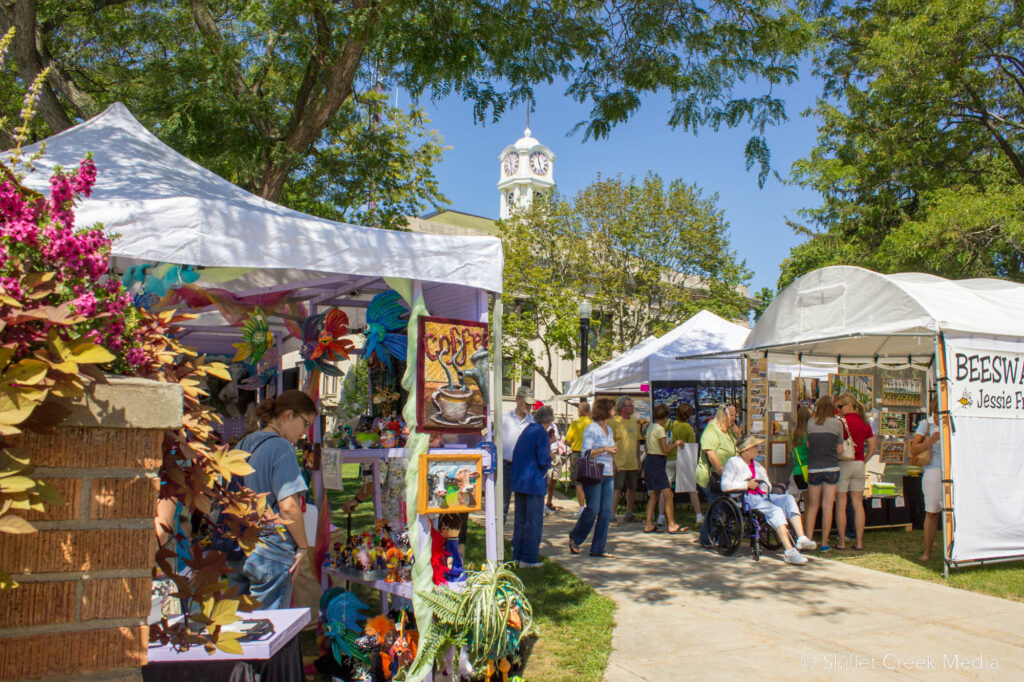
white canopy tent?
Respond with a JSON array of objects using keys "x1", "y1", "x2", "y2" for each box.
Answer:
[
  {"x1": 686, "y1": 266, "x2": 1024, "y2": 571},
  {"x1": 562, "y1": 310, "x2": 751, "y2": 397},
  {"x1": 13, "y1": 103, "x2": 504, "y2": 355}
]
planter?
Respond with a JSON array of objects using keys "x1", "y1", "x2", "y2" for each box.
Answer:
[{"x1": 0, "y1": 376, "x2": 182, "y2": 682}]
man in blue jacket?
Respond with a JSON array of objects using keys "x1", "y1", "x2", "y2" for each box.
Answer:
[{"x1": 511, "y1": 405, "x2": 555, "y2": 568}]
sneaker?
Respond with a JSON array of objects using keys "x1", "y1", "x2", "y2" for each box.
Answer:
[
  {"x1": 784, "y1": 548, "x2": 809, "y2": 565},
  {"x1": 610, "y1": 515, "x2": 620, "y2": 525},
  {"x1": 695, "y1": 513, "x2": 705, "y2": 526},
  {"x1": 624, "y1": 513, "x2": 641, "y2": 523},
  {"x1": 656, "y1": 514, "x2": 667, "y2": 526},
  {"x1": 543, "y1": 506, "x2": 556, "y2": 516},
  {"x1": 573, "y1": 507, "x2": 584, "y2": 519},
  {"x1": 517, "y1": 561, "x2": 543, "y2": 568},
  {"x1": 796, "y1": 536, "x2": 817, "y2": 551}
]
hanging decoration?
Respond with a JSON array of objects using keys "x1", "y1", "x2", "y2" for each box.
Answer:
[
  {"x1": 300, "y1": 308, "x2": 354, "y2": 377},
  {"x1": 239, "y1": 346, "x2": 279, "y2": 392},
  {"x1": 232, "y1": 309, "x2": 274, "y2": 364},
  {"x1": 363, "y1": 290, "x2": 409, "y2": 373}
]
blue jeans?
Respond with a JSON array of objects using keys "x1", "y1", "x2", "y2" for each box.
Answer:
[
  {"x1": 570, "y1": 475, "x2": 614, "y2": 555},
  {"x1": 503, "y1": 460, "x2": 513, "y2": 523},
  {"x1": 239, "y1": 552, "x2": 294, "y2": 610},
  {"x1": 699, "y1": 485, "x2": 722, "y2": 546},
  {"x1": 512, "y1": 493, "x2": 545, "y2": 564}
]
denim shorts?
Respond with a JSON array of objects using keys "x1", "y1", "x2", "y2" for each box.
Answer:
[{"x1": 807, "y1": 469, "x2": 840, "y2": 486}]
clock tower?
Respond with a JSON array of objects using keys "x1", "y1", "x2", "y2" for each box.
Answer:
[{"x1": 497, "y1": 127, "x2": 555, "y2": 219}]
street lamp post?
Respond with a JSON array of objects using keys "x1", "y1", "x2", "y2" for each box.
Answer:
[{"x1": 578, "y1": 300, "x2": 592, "y2": 376}]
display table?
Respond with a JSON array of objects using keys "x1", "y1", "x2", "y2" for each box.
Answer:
[{"x1": 142, "y1": 608, "x2": 309, "y2": 682}]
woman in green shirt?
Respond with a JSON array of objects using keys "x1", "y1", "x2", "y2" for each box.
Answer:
[
  {"x1": 791, "y1": 405, "x2": 811, "y2": 489},
  {"x1": 697, "y1": 404, "x2": 739, "y2": 547}
]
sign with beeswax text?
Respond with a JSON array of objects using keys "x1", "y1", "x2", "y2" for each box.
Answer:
[
  {"x1": 417, "y1": 316, "x2": 490, "y2": 433},
  {"x1": 947, "y1": 344, "x2": 1024, "y2": 419}
]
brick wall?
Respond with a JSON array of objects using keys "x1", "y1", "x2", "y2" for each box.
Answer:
[{"x1": 0, "y1": 378, "x2": 181, "y2": 682}]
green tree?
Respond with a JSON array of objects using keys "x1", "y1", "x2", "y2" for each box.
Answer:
[
  {"x1": 0, "y1": 0, "x2": 813, "y2": 226},
  {"x1": 501, "y1": 175, "x2": 750, "y2": 394},
  {"x1": 781, "y1": 0, "x2": 1024, "y2": 289}
]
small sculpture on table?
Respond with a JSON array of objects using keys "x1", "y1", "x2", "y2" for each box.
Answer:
[{"x1": 439, "y1": 513, "x2": 465, "y2": 583}]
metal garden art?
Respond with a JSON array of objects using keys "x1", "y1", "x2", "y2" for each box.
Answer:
[{"x1": 417, "y1": 316, "x2": 490, "y2": 433}]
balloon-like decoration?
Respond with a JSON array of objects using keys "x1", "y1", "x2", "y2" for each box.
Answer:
[
  {"x1": 300, "y1": 308, "x2": 353, "y2": 377},
  {"x1": 362, "y1": 290, "x2": 409, "y2": 372}
]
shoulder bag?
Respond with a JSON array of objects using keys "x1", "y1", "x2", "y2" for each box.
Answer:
[
  {"x1": 837, "y1": 416, "x2": 856, "y2": 462},
  {"x1": 575, "y1": 449, "x2": 604, "y2": 486}
]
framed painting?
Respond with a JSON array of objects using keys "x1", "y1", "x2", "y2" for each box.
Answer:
[
  {"x1": 879, "y1": 411, "x2": 908, "y2": 438},
  {"x1": 417, "y1": 316, "x2": 489, "y2": 433},
  {"x1": 769, "y1": 440, "x2": 790, "y2": 468},
  {"x1": 880, "y1": 440, "x2": 908, "y2": 465},
  {"x1": 881, "y1": 377, "x2": 924, "y2": 408},
  {"x1": 829, "y1": 373, "x2": 874, "y2": 407},
  {"x1": 418, "y1": 452, "x2": 484, "y2": 515}
]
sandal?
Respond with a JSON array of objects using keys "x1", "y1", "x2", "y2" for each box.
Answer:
[
  {"x1": 643, "y1": 527, "x2": 661, "y2": 533},
  {"x1": 569, "y1": 538, "x2": 581, "y2": 555},
  {"x1": 589, "y1": 552, "x2": 616, "y2": 558},
  {"x1": 667, "y1": 526, "x2": 688, "y2": 534}
]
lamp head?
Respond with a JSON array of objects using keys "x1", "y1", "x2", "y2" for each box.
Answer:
[{"x1": 577, "y1": 300, "x2": 592, "y2": 321}]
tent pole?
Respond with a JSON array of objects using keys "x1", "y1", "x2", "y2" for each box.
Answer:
[
  {"x1": 492, "y1": 294, "x2": 505, "y2": 562},
  {"x1": 933, "y1": 332, "x2": 952, "y2": 578}
]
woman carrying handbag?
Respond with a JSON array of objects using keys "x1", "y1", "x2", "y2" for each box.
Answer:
[{"x1": 569, "y1": 398, "x2": 618, "y2": 558}]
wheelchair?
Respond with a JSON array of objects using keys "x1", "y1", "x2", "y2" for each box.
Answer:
[{"x1": 704, "y1": 482, "x2": 795, "y2": 561}]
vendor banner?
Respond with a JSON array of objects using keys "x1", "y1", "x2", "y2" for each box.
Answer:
[{"x1": 947, "y1": 344, "x2": 1024, "y2": 419}]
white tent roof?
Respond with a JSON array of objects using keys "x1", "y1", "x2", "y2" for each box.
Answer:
[
  {"x1": 746, "y1": 266, "x2": 1024, "y2": 359},
  {"x1": 14, "y1": 103, "x2": 504, "y2": 293},
  {"x1": 563, "y1": 310, "x2": 750, "y2": 396}
]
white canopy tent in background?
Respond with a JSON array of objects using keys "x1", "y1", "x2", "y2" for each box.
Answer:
[
  {"x1": 687, "y1": 266, "x2": 1024, "y2": 572},
  {"x1": 562, "y1": 310, "x2": 751, "y2": 397}
]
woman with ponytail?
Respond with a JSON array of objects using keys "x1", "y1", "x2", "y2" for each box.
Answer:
[{"x1": 231, "y1": 389, "x2": 318, "y2": 609}]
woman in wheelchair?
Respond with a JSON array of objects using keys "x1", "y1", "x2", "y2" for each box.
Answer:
[{"x1": 721, "y1": 436, "x2": 817, "y2": 565}]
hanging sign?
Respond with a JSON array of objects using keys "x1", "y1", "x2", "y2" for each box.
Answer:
[
  {"x1": 417, "y1": 316, "x2": 490, "y2": 433},
  {"x1": 947, "y1": 344, "x2": 1024, "y2": 418}
]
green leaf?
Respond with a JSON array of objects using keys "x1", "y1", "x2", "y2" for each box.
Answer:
[
  {"x1": 68, "y1": 342, "x2": 115, "y2": 365},
  {"x1": 0, "y1": 476, "x2": 37, "y2": 493},
  {"x1": 0, "y1": 514, "x2": 36, "y2": 534},
  {"x1": 214, "y1": 632, "x2": 244, "y2": 655}
]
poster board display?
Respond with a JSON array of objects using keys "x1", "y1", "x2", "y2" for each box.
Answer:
[
  {"x1": 829, "y1": 373, "x2": 874, "y2": 406},
  {"x1": 746, "y1": 358, "x2": 768, "y2": 436},
  {"x1": 418, "y1": 452, "x2": 484, "y2": 514},
  {"x1": 649, "y1": 381, "x2": 744, "y2": 437},
  {"x1": 769, "y1": 440, "x2": 790, "y2": 467},
  {"x1": 416, "y1": 316, "x2": 489, "y2": 434}
]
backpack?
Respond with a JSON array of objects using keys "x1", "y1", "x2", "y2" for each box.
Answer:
[{"x1": 208, "y1": 434, "x2": 276, "y2": 561}]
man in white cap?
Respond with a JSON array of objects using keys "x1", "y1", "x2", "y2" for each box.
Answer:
[{"x1": 502, "y1": 386, "x2": 534, "y2": 522}]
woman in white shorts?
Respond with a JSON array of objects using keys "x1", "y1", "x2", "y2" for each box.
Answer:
[
  {"x1": 909, "y1": 397, "x2": 942, "y2": 561},
  {"x1": 834, "y1": 393, "x2": 876, "y2": 550}
]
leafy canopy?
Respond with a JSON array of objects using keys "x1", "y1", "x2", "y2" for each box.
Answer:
[
  {"x1": 501, "y1": 174, "x2": 750, "y2": 393},
  {"x1": 781, "y1": 0, "x2": 1024, "y2": 289},
  {"x1": 1, "y1": 0, "x2": 813, "y2": 229}
]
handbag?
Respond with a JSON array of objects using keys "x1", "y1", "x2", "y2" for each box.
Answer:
[
  {"x1": 575, "y1": 449, "x2": 604, "y2": 486},
  {"x1": 699, "y1": 448, "x2": 723, "y2": 493},
  {"x1": 837, "y1": 416, "x2": 856, "y2": 462}
]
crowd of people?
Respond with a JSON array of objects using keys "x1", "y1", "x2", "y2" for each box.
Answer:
[{"x1": 507, "y1": 389, "x2": 941, "y2": 568}]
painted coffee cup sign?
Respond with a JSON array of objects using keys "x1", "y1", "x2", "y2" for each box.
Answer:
[
  {"x1": 417, "y1": 316, "x2": 490, "y2": 433},
  {"x1": 947, "y1": 344, "x2": 1024, "y2": 419}
]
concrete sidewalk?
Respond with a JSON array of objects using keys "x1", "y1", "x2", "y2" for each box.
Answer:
[{"x1": 525, "y1": 504, "x2": 1024, "y2": 681}]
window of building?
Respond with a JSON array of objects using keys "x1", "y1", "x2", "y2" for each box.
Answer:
[{"x1": 502, "y1": 358, "x2": 514, "y2": 396}]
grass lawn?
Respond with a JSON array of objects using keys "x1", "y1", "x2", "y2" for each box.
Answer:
[
  {"x1": 821, "y1": 525, "x2": 1024, "y2": 602},
  {"x1": 301, "y1": 465, "x2": 615, "y2": 682}
]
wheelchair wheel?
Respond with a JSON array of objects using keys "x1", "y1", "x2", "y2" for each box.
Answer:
[
  {"x1": 706, "y1": 497, "x2": 742, "y2": 556},
  {"x1": 760, "y1": 518, "x2": 795, "y2": 552}
]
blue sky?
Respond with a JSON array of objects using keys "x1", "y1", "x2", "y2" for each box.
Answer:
[{"x1": 416, "y1": 71, "x2": 824, "y2": 293}]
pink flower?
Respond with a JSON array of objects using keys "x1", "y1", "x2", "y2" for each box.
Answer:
[{"x1": 71, "y1": 292, "x2": 98, "y2": 317}]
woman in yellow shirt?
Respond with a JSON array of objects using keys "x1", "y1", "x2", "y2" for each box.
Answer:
[{"x1": 644, "y1": 404, "x2": 685, "y2": 533}]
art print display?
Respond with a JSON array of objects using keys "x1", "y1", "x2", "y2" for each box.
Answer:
[
  {"x1": 880, "y1": 440, "x2": 908, "y2": 465},
  {"x1": 879, "y1": 411, "x2": 908, "y2": 438},
  {"x1": 650, "y1": 382, "x2": 742, "y2": 435},
  {"x1": 829, "y1": 373, "x2": 874, "y2": 407},
  {"x1": 417, "y1": 316, "x2": 489, "y2": 433},
  {"x1": 793, "y1": 377, "x2": 820, "y2": 412},
  {"x1": 651, "y1": 385, "x2": 696, "y2": 412},
  {"x1": 418, "y1": 452, "x2": 484, "y2": 514},
  {"x1": 880, "y1": 377, "x2": 924, "y2": 407}
]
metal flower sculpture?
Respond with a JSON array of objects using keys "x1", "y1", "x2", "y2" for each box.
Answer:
[
  {"x1": 232, "y1": 309, "x2": 274, "y2": 364},
  {"x1": 362, "y1": 291, "x2": 408, "y2": 372},
  {"x1": 300, "y1": 308, "x2": 353, "y2": 377}
]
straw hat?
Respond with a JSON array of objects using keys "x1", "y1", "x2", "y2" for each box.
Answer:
[{"x1": 737, "y1": 435, "x2": 764, "y2": 453}]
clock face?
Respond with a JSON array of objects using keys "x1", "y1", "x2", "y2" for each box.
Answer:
[
  {"x1": 530, "y1": 152, "x2": 549, "y2": 176},
  {"x1": 503, "y1": 153, "x2": 519, "y2": 176}
]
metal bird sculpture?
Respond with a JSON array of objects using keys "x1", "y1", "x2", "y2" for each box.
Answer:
[
  {"x1": 239, "y1": 346, "x2": 279, "y2": 392},
  {"x1": 363, "y1": 291, "x2": 408, "y2": 373},
  {"x1": 299, "y1": 308, "x2": 353, "y2": 377},
  {"x1": 232, "y1": 309, "x2": 274, "y2": 364}
]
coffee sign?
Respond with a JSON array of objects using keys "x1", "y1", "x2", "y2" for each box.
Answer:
[
  {"x1": 947, "y1": 344, "x2": 1024, "y2": 419},
  {"x1": 417, "y1": 316, "x2": 490, "y2": 433}
]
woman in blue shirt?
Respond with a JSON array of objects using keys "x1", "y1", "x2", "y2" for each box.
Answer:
[
  {"x1": 569, "y1": 398, "x2": 618, "y2": 558},
  {"x1": 511, "y1": 406, "x2": 554, "y2": 567}
]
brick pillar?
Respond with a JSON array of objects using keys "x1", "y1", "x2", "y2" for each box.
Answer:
[{"x1": 0, "y1": 377, "x2": 182, "y2": 682}]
